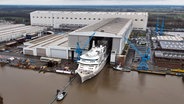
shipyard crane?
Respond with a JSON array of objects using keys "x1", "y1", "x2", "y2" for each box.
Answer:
[
  {"x1": 155, "y1": 17, "x2": 165, "y2": 35},
  {"x1": 155, "y1": 17, "x2": 159, "y2": 34},
  {"x1": 160, "y1": 18, "x2": 165, "y2": 35},
  {"x1": 124, "y1": 37, "x2": 150, "y2": 70},
  {"x1": 75, "y1": 32, "x2": 96, "y2": 61}
]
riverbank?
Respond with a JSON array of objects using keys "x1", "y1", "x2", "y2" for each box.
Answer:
[
  {"x1": 1, "y1": 52, "x2": 183, "y2": 77},
  {"x1": 131, "y1": 68, "x2": 184, "y2": 77},
  {"x1": 0, "y1": 54, "x2": 77, "y2": 75}
]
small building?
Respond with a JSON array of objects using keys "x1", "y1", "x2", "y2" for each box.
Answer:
[
  {"x1": 153, "y1": 36, "x2": 184, "y2": 69},
  {"x1": 23, "y1": 34, "x2": 69, "y2": 59},
  {"x1": 159, "y1": 41, "x2": 184, "y2": 52},
  {"x1": 154, "y1": 51, "x2": 184, "y2": 69},
  {"x1": 0, "y1": 24, "x2": 46, "y2": 42}
]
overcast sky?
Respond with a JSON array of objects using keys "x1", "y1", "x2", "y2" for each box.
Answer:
[{"x1": 0, "y1": 0, "x2": 183, "y2": 5}]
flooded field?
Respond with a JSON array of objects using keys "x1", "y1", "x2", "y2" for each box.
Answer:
[{"x1": 0, "y1": 65, "x2": 184, "y2": 104}]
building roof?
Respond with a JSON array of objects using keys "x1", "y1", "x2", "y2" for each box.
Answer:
[
  {"x1": 29, "y1": 35, "x2": 62, "y2": 48},
  {"x1": 27, "y1": 35, "x2": 55, "y2": 44},
  {"x1": 0, "y1": 24, "x2": 25, "y2": 31},
  {"x1": 25, "y1": 34, "x2": 68, "y2": 49},
  {"x1": 41, "y1": 36, "x2": 65, "y2": 47},
  {"x1": 155, "y1": 51, "x2": 184, "y2": 60},
  {"x1": 31, "y1": 11, "x2": 148, "y2": 16},
  {"x1": 0, "y1": 25, "x2": 46, "y2": 37},
  {"x1": 69, "y1": 18, "x2": 132, "y2": 38},
  {"x1": 156, "y1": 36, "x2": 183, "y2": 41},
  {"x1": 159, "y1": 41, "x2": 184, "y2": 51},
  {"x1": 164, "y1": 32, "x2": 184, "y2": 38},
  {"x1": 57, "y1": 37, "x2": 68, "y2": 47}
]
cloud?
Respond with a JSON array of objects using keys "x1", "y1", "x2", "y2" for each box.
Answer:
[
  {"x1": 67, "y1": 0, "x2": 168, "y2": 2},
  {"x1": 0, "y1": 0, "x2": 183, "y2": 5}
]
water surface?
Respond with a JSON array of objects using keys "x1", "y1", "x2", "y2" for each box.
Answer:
[{"x1": 0, "y1": 65, "x2": 184, "y2": 104}]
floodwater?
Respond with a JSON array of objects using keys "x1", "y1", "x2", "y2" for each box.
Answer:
[{"x1": 0, "y1": 65, "x2": 184, "y2": 104}]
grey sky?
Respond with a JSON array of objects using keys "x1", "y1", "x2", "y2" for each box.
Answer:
[{"x1": 0, "y1": 0, "x2": 183, "y2": 5}]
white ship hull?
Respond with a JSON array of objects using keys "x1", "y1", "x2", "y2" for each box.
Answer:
[{"x1": 76, "y1": 55, "x2": 108, "y2": 83}]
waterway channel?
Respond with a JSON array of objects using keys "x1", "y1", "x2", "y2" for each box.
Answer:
[{"x1": 0, "y1": 65, "x2": 184, "y2": 104}]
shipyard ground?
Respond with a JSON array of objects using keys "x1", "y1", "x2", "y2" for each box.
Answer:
[
  {"x1": 0, "y1": 42, "x2": 78, "y2": 74},
  {"x1": 0, "y1": 29, "x2": 183, "y2": 78},
  {"x1": 122, "y1": 28, "x2": 184, "y2": 77},
  {"x1": 0, "y1": 42, "x2": 183, "y2": 77}
]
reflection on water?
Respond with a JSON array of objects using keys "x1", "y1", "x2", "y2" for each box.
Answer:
[
  {"x1": 1, "y1": 65, "x2": 184, "y2": 104},
  {"x1": 0, "y1": 95, "x2": 3, "y2": 104},
  {"x1": 138, "y1": 73, "x2": 146, "y2": 86}
]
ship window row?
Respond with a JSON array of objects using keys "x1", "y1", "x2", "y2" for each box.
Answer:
[
  {"x1": 33, "y1": 16, "x2": 51, "y2": 19},
  {"x1": 134, "y1": 19, "x2": 144, "y2": 21},
  {"x1": 32, "y1": 16, "x2": 101, "y2": 20},
  {"x1": 133, "y1": 27, "x2": 143, "y2": 30}
]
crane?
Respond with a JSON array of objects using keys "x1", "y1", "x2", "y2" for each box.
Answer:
[
  {"x1": 75, "y1": 32, "x2": 96, "y2": 61},
  {"x1": 159, "y1": 18, "x2": 165, "y2": 35},
  {"x1": 124, "y1": 37, "x2": 150, "y2": 70},
  {"x1": 155, "y1": 17, "x2": 159, "y2": 34},
  {"x1": 155, "y1": 17, "x2": 165, "y2": 35}
]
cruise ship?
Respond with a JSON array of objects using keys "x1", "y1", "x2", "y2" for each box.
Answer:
[{"x1": 75, "y1": 43, "x2": 108, "y2": 83}]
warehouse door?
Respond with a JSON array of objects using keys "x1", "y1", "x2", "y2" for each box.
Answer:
[
  {"x1": 50, "y1": 49, "x2": 68, "y2": 59},
  {"x1": 24, "y1": 50, "x2": 34, "y2": 55},
  {"x1": 36, "y1": 48, "x2": 46, "y2": 56}
]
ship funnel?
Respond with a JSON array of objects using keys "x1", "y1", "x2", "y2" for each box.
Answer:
[{"x1": 92, "y1": 41, "x2": 95, "y2": 48}]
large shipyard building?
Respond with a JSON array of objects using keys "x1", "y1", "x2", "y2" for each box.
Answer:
[
  {"x1": 26, "y1": 11, "x2": 148, "y2": 63},
  {"x1": 69, "y1": 18, "x2": 132, "y2": 63},
  {"x1": 30, "y1": 11, "x2": 148, "y2": 31}
]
